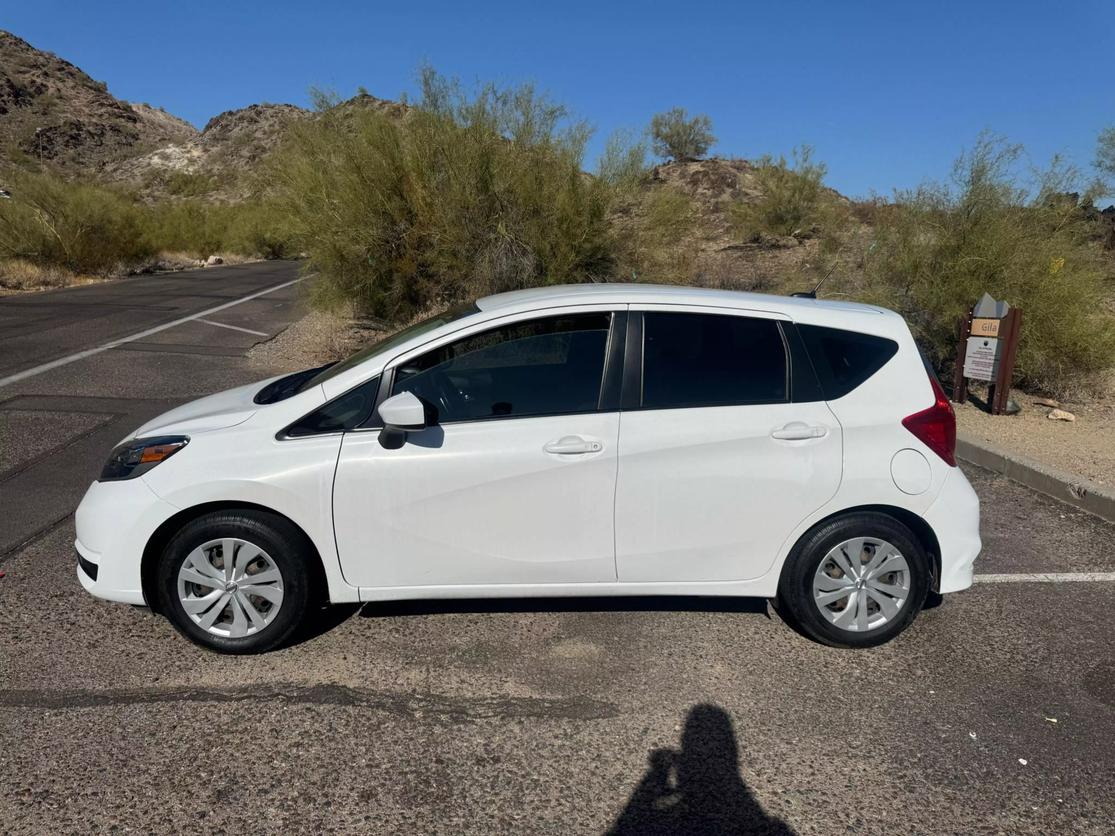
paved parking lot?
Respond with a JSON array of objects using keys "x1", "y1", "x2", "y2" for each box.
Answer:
[{"x1": 1, "y1": 263, "x2": 1113, "y2": 834}]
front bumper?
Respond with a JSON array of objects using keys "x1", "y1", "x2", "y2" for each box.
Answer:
[
  {"x1": 74, "y1": 476, "x2": 179, "y2": 606},
  {"x1": 924, "y1": 466, "x2": 982, "y2": 593}
]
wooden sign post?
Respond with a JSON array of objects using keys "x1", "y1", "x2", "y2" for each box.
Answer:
[{"x1": 952, "y1": 293, "x2": 1022, "y2": 415}]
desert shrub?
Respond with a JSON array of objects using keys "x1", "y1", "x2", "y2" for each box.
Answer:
[
  {"x1": 597, "y1": 129, "x2": 649, "y2": 191},
  {"x1": 162, "y1": 170, "x2": 218, "y2": 197},
  {"x1": 730, "y1": 146, "x2": 831, "y2": 239},
  {"x1": 860, "y1": 135, "x2": 1115, "y2": 397},
  {"x1": 648, "y1": 108, "x2": 715, "y2": 162},
  {"x1": 1096, "y1": 126, "x2": 1115, "y2": 179},
  {"x1": 140, "y1": 199, "x2": 296, "y2": 260},
  {"x1": 612, "y1": 186, "x2": 698, "y2": 282},
  {"x1": 0, "y1": 167, "x2": 296, "y2": 276},
  {"x1": 0, "y1": 169, "x2": 152, "y2": 273},
  {"x1": 0, "y1": 258, "x2": 75, "y2": 290},
  {"x1": 270, "y1": 69, "x2": 614, "y2": 319},
  {"x1": 225, "y1": 201, "x2": 299, "y2": 259},
  {"x1": 142, "y1": 200, "x2": 231, "y2": 257}
]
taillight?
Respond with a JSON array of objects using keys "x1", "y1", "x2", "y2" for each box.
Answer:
[{"x1": 902, "y1": 375, "x2": 956, "y2": 466}]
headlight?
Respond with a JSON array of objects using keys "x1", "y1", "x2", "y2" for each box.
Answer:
[{"x1": 99, "y1": 436, "x2": 189, "y2": 482}]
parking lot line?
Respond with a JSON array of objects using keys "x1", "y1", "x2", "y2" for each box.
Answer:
[
  {"x1": 196, "y1": 318, "x2": 270, "y2": 337},
  {"x1": 974, "y1": 572, "x2": 1115, "y2": 583}
]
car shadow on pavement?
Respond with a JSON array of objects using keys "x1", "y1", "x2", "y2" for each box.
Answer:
[
  {"x1": 609, "y1": 703, "x2": 795, "y2": 835},
  {"x1": 357, "y1": 595, "x2": 773, "y2": 619},
  {"x1": 287, "y1": 596, "x2": 773, "y2": 649}
]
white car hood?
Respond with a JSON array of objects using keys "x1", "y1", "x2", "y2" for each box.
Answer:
[{"x1": 130, "y1": 377, "x2": 276, "y2": 439}]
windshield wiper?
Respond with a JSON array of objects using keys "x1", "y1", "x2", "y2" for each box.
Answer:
[{"x1": 253, "y1": 362, "x2": 336, "y2": 405}]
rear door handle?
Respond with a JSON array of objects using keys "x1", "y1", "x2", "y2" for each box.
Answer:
[
  {"x1": 544, "y1": 435, "x2": 603, "y2": 455},
  {"x1": 771, "y1": 422, "x2": 828, "y2": 441}
]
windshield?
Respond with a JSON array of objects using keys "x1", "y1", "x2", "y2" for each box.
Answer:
[{"x1": 296, "y1": 303, "x2": 481, "y2": 392}]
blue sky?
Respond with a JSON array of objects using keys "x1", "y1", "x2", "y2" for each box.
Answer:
[{"x1": 5, "y1": 0, "x2": 1113, "y2": 199}]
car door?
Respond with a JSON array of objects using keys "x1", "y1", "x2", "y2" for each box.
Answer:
[
  {"x1": 332, "y1": 308, "x2": 623, "y2": 589},
  {"x1": 614, "y1": 307, "x2": 842, "y2": 583}
]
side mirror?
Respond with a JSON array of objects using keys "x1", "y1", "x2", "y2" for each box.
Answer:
[{"x1": 377, "y1": 391, "x2": 427, "y2": 431}]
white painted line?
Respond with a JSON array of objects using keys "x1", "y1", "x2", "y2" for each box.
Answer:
[
  {"x1": 0, "y1": 278, "x2": 300, "y2": 389},
  {"x1": 974, "y1": 572, "x2": 1115, "y2": 583},
  {"x1": 196, "y1": 318, "x2": 269, "y2": 338}
]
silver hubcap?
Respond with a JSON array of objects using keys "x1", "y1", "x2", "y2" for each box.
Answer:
[
  {"x1": 177, "y1": 538, "x2": 284, "y2": 639},
  {"x1": 812, "y1": 537, "x2": 910, "y2": 633}
]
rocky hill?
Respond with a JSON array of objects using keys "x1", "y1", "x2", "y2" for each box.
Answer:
[
  {"x1": 0, "y1": 30, "x2": 196, "y2": 172},
  {"x1": 105, "y1": 102, "x2": 313, "y2": 200},
  {"x1": 0, "y1": 30, "x2": 418, "y2": 201}
]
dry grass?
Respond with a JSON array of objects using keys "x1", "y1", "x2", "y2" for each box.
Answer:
[{"x1": 0, "y1": 258, "x2": 80, "y2": 292}]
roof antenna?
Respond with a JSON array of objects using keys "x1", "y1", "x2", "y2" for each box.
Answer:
[
  {"x1": 791, "y1": 239, "x2": 865, "y2": 299},
  {"x1": 791, "y1": 260, "x2": 837, "y2": 299}
]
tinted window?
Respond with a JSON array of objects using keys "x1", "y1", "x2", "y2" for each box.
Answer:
[
  {"x1": 392, "y1": 313, "x2": 611, "y2": 422},
  {"x1": 798, "y1": 324, "x2": 898, "y2": 399},
  {"x1": 284, "y1": 376, "x2": 380, "y2": 437},
  {"x1": 641, "y1": 313, "x2": 787, "y2": 409},
  {"x1": 298, "y1": 303, "x2": 480, "y2": 392}
]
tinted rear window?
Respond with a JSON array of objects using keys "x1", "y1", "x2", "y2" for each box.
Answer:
[
  {"x1": 641, "y1": 312, "x2": 788, "y2": 409},
  {"x1": 798, "y1": 324, "x2": 898, "y2": 399}
]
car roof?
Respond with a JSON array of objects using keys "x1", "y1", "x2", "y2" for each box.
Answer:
[
  {"x1": 476, "y1": 282, "x2": 893, "y2": 320},
  {"x1": 319, "y1": 282, "x2": 907, "y2": 400}
]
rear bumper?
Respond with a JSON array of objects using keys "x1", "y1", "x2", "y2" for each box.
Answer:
[{"x1": 924, "y1": 467, "x2": 982, "y2": 593}]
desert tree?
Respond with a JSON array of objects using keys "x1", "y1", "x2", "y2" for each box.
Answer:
[{"x1": 648, "y1": 108, "x2": 716, "y2": 161}]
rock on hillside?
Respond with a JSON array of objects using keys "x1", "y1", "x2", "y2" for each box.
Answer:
[
  {"x1": 127, "y1": 101, "x2": 196, "y2": 145},
  {"x1": 0, "y1": 30, "x2": 197, "y2": 171}
]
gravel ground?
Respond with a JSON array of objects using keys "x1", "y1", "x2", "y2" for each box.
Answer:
[
  {"x1": 250, "y1": 306, "x2": 378, "y2": 372},
  {"x1": 956, "y1": 397, "x2": 1115, "y2": 487}
]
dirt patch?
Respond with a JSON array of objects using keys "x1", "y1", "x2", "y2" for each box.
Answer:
[
  {"x1": 249, "y1": 307, "x2": 378, "y2": 373},
  {"x1": 956, "y1": 395, "x2": 1115, "y2": 487}
]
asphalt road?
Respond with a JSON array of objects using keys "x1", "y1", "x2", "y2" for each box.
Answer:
[{"x1": 1, "y1": 264, "x2": 1113, "y2": 834}]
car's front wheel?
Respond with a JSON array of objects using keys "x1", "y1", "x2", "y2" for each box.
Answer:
[
  {"x1": 156, "y1": 509, "x2": 314, "y2": 653},
  {"x1": 777, "y1": 512, "x2": 930, "y2": 648}
]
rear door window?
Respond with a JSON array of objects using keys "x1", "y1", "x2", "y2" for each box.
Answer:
[
  {"x1": 640, "y1": 312, "x2": 788, "y2": 409},
  {"x1": 798, "y1": 324, "x2": 898, "y2": 399}
]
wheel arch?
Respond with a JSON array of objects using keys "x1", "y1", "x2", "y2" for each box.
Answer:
[
  {"x1": 141, "y1": 500, "x2": 329, "y2": 613},
  {"x1": 781, "y1": 504, "x2": 942, "y2": 591}
]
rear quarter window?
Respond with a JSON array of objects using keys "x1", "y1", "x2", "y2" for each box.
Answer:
[{"x1": 798, "y1": 324, "x2": 898, "y2": 400}]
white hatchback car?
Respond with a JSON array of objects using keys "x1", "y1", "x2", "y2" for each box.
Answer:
[{"x1": 76, "y1": 284, "x2": 980, "y2": 652}]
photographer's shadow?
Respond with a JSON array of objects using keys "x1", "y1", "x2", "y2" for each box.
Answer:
[{"x1": 609, "y1": 704, "x2": 794, "y2": 836}]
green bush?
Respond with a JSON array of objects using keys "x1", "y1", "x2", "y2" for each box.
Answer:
[
  {"x1": 730, "y1": 146, "x2": 831, "y2": 239},
  {"x1": 162, "y1": 170, "x2": 218, "y2": 197},
  {"x1": 597, "y1": 129, "x2": 649, "y2": 191},
  {"x1": 859, "y1": 135, "x2": 1115, "y2": 398},
  {"x1": 648, "y1": 108, "x2": 715, "y2": 161},
  {"x1": 0, "y1": 168, "x2": 296, "y2": 275},
  {"x1": 269, "y1": 69, "x2": 614, "y2": 319},
  {"x1": 611, "y1": 187, "x2": 697, "y2": 283},
  {"x1": 0, "y1": 169, "x2": 153, "y2": 273}
]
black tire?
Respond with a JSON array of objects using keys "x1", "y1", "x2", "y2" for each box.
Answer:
[
  {"x1": 777, "y1": 512, "x2": 930, "y2": 649},
  {"x1": 156, "y1": 509, "x2": 315, "y2": 654}
]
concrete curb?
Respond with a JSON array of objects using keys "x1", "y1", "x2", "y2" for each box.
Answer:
[{"x1": 957, "y1": 434, "x2": 1115, "y2": 524}]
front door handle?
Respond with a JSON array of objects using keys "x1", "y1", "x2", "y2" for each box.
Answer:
[
  {"x1": 771, "y1": 422, "x2": 828, "y2": 441},
  {"x1": 544, "y1": 435, "x2": 603, "y2": 455}
]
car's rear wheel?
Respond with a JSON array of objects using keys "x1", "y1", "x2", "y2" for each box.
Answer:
[
  {"x1": 156, "y1": 509, "x2": 313, "y2": 653},
  {"x1": 777, "y1": 512, "x2": 930, "y2": 648}
]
